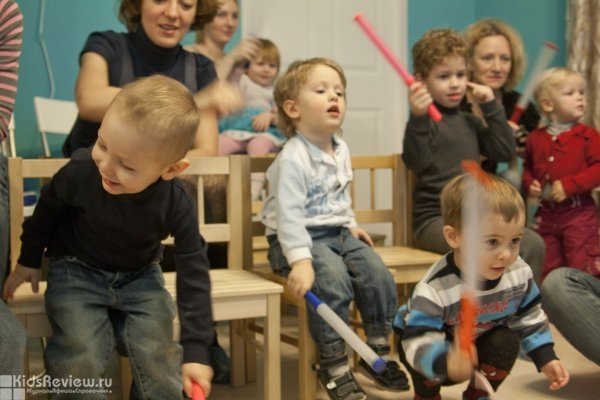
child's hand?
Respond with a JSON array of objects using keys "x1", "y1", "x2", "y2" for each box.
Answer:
[
  {"x1": 408, "y1": 81, "x2": 433, "y2": 117},
  {"x1": 194, "y1": 80, "x2": 244, "y2": 117},
  {"x1": 251, "y1": 111, "x2": 272, "y2": 132},
  {"x1": 540, "y1": 359, "x2": 569, "y2": 390},
  {"x1": 466, "y1": 82, "x2": 494, "y2": 103},
  {"x1": 229, "y1": 37, "x2": 260, "y2": 64},
  {"x1": 287, "y1": 259, "x2": 315, "y2": 299},
  {"x1": 446, "y1": 333, "x2": 477, "y2": 383},
  {"x1": 182, "y1": 362, "x2": 213, "y2": 398},
  {"x1": 529, "y1": 179, "x2": 542, "y2": 199},
  {"x1": 2, "y1": 264, "x2": 40, "y2": 302},
  {"x1": 349, "y1": 227, "x2": 374, "y2": 247},
  {"x1": 551, "y1": 180, "x2": 567, "y2": 202}
]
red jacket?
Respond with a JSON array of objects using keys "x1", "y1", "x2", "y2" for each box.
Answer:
[{"x1": 522, "y1": 123, "x2": 600, "y2": 197}]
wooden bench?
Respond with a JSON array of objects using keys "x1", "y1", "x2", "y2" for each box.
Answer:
[
  {"x1": 242, "y1": 154, "x2": 443, "y2": 400},
  {"x1": 7, "y1": 156, "x2": 282, "y2": 400}
]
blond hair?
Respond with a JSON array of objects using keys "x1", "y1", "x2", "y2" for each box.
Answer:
[
  {"x1": 119, "y1": 0, "x2": 218, "y2": 32},
  {"x1": 274, "y1": 58, "x2": 346, "y2": 138},
  {"x1": 412, "y1": 28, "x2": 466, "y2": 78},
  {"x1": 441, "y1": 173, "x2": 525, "y2": 230},
  {"x1": 254, "y1": 38, "x2": 281, "y2": 72},
  {"x1": 463, "y1": 19, "x2": 526, "y2": 90},
  {"x1": 110, "y1": 75, "x2": 199, "y2": 163},
  {"x1": 534, "y1": 67, "x2": 583, "y2": 117}
]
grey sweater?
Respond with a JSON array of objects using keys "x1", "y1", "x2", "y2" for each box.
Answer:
[{"x1": 402, "y1": 100, "x2": 515, "y2": 231}]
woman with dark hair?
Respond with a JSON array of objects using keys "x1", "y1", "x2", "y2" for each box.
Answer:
[{"x1": 64, "y1": 0, "x2": 239, "y2": 157}]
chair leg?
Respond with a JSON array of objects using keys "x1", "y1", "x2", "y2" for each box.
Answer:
[
  {"x1": 243, "y1": 319, "x2": 258, "y2": 383},
  {"x1": 120, "y1": 357, "x2": 131, "y2": 400},
  {"x1": 297, "y1": 299, "x2": 317, "y2": 400},
  {"x1": 230, "y1": 320, "x2": 246, "y2": 387}
]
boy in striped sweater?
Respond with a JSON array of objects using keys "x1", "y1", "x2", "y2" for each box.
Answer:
[{"x1": 393, "y1": 173, "x2": 569, "y2": 400}]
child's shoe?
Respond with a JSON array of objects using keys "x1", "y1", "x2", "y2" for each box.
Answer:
[
  {"x1": 359, "y1": 343, "x2": 410, "y2": 391},
  {"x1": 462, "y1": 385, "x2": 489, "y2": 400},
  {"x1": 358, "y1": 358, "x2": 410, "y2": 391},
  {"x1": 317, "y1": 368, "x2": 367, "y2": 400}
]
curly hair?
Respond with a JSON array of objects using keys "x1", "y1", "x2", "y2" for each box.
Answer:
[
  {"x1": 274, "y1": 58, "x2": 346, "y2": 138},
  {"x1": 412, "y1": 28, "x2": 466, "y2": 78},
  {"x1": 119, "y1": 0, "x2": 219, "y2": 32},
  {"x1": 464, "y1": 19, "x2": 526, "y2": 91}
]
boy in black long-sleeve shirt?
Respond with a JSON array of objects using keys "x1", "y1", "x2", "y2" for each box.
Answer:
[{"x1": 3, "y1": 75, "x2": 214, "y2": 398}]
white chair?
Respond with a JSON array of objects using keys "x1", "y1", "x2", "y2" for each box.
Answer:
[
  {"x1": 1, "y1": 115, "x2": 16, "y2": 157},
  {"x1": 33, "y1": 97, "x2": 78, "y2": 157}
]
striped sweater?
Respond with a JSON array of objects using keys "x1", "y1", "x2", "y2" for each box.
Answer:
[
  {"x1": 393, "y1": 253, "x2": 557, "y2": 381},
  {"x1": 0, "y1": 0, "x2": 22, "y2": 141}
]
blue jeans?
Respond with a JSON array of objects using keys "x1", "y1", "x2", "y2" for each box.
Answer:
[
  {"x1": 44, "y1": 257, "x2": 182, "y2": 399},
  {"x1": 268, "y1": 227, "x2": 397, "y2": 358},
  {"x1": 541, "y1": 267, "x2": 600, "y2": 366},
  {"x1": 0, "y1": 153, "x2": 28, "y2": 374}
]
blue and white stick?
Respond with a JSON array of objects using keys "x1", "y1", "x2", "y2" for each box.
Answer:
[{"x1": 305, "y1": 291, "x2": 386, "y2": 374}]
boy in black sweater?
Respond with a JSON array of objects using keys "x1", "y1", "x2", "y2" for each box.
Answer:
[{"x1": 3, "y1": 75, "x2": 216, "y2": 398}]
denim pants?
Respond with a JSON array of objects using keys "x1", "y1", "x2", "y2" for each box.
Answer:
[
  {"x1": 542, "y1": 267, "x2": 600, "y2": 366},
  {"x1": 268, "y1": 227, "x2": 397, "y2": 358},
  {"x1": 0, "y1": 153, "x2": 28, "y2": 375},
  {"x1": 44, "y1": 257, "x2": 182, "y2": 399}
]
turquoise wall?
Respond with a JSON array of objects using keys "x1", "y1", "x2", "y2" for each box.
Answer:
[
  {"x1": 408, "y1": 0, "x2": 567, "y2": 92},
  {"x1": 15, "y1": 0, "x2": 566, "y2": 158}
]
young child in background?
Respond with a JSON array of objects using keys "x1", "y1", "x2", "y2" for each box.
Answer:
[
  {"x1": 261, "y1": 58, "x2": 409, "y2": 400},
  {"x1": 402, "y1": 28, "x2": 546, "y2": 281},
  {"x1": 219, "y1": 38, "x2": 286, "y2": 199},
  {"x1": 523, "y1": 67, "x2": 600, "y2": 280},
  {"x1": 3, "y1": 76, "x2": 216, "y2": 398},
  {"x1": 394, "y1": 173, "x2": 570, "y2": 400}
]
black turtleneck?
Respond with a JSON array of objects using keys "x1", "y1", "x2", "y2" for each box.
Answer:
[
  {"x1": 64, "y1": 28, "x2": 217, "y2": 156},
  {"x1": 402, "y1": 100, "x2": 515, "y2": 231}
]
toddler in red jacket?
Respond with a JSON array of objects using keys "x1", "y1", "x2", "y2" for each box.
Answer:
[{"x1": 523, "y1": 67, "x2": 600, "y2": 280}]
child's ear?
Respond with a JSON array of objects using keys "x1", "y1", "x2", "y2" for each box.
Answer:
[
  {"x1": 414, "y1": 73, "x2": 423, "y2": 82},
  {"x1": 540, "y1": 98, "x2": 554, "y2": 114},
  {"x1": 443, "y1": 225, "x2": 461, "y2": 249},
  {"x1": 161, "y1": 158, "x2": 190, "y2": 181},
  {"x1": 282, "y1": 99, "x2": 300, "y2": 119}
]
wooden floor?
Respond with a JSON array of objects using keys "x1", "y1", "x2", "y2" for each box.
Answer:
[{"x1": 26, "y1": 316, "x2": 599, "y2": 399}]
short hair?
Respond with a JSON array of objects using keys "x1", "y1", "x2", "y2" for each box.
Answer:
[
  {"x1": 463, "y1": 19, "x2": 526, "y2": 91},
  {"x1": 412, "y1": 28, "x2": 466, "y2": 78},
  {"x1": 534, "y1": 67, "x2": 583, "y2": 115},
  {"x1": 274, "y1": 58, "x2": 346, "y2": 138},
  {"x1": 119, "y1": 0, "x2": 218, "y2": 32},
  {"x1": 441, "y1": 172, "x2": 525, "y2": 230},
  {"x1": 254, "y1": 38, "x2": 281, "y2": 72},
  {"x1": 110, "y1": 75, "x2": 199, "y2": 163}
]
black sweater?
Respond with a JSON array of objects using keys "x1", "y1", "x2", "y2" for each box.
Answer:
[
  {"x1": 403, "y1": 100, "x2": 515, "y2": 232},
  {"x1": 19, "y1": 149, "x2": 213, "y2": 364}
]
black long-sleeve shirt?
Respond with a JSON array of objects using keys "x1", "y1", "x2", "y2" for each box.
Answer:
[
  {"x1": 403, "y1": 100, "x2": 515, "y2": 232},
  {"x1": 19, "y1": 149, "x2": 213, "y2": 364}
]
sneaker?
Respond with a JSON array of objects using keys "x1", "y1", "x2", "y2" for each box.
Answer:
[
  {"x1": 209, "y1": 343, "x2": 231, "y2": 384},
  {"x1": 358, "y1": 358, "x2": 410, "y2": 391},
  {"x1": 317, "y1": 367, "x2": 367, "y2": 400}
]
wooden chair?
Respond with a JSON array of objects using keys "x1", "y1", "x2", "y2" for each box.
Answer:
[
  {"x1": 244, "y1": 154, "x2": 443, "y2": 400},
  {"x1": 7, "y1": 156, "x2": 283, "y2": 400}
]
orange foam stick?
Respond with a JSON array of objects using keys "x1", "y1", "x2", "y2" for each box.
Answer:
[{"x1": 459, "y1": 292, "x2": 476, "y2": 358}]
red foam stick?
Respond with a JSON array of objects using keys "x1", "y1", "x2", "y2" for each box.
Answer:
[
  {"x1": 354, "y1": 13, "x2": 442, "y2": 122},
  {"x1": 192, "y1": 382, "x2": 206, "y2": 400}
]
